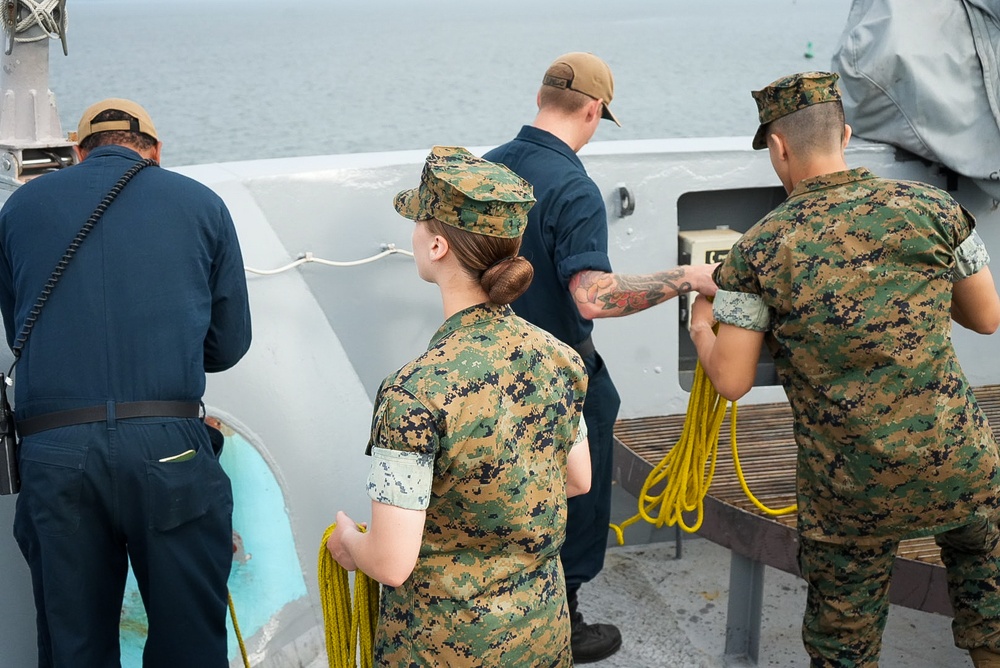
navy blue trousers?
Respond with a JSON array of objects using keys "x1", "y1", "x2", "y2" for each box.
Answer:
[
  {"x1": 13, "y1": 417, "x2": 233, "y2": 668},
  {"x1": 562, "y1": 352, "x2": 621, "y2": 593}
]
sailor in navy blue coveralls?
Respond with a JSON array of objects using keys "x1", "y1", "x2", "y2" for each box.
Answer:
[
  {"x1": 0, "y1": 100, "x2": 251, "y2": 668},
  {"x1": 486, "y1": 124, "x2": 621, "y2": 608},
  {"x1": 485, "y1": 53, "x2": 719, "y2": 664}
]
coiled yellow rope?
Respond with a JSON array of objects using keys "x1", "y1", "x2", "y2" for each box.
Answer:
[
  {"x1": 609, "y1": 360, "x2": 796, "y2": 545},
  {"x1": 318, "y1": 523, "x2": 380, "y2": 668}
]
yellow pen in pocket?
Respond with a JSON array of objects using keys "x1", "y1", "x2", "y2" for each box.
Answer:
[{"x1": 158, "y1": 449, "x2": 196, "y2": 463}]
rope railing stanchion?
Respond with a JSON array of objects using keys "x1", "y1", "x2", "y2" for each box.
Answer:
[{"x1": 2, "y1": 0, "x2": 68, "y2": 54}]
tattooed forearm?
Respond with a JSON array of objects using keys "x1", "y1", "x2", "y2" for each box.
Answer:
[{"x1": 572, "y1": 269, "x2": 694, "y2": 316}]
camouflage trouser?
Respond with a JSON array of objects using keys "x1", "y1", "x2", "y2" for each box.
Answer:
[{"x1": 798, "y1": 516, "x2": 1000, "y2": 667}]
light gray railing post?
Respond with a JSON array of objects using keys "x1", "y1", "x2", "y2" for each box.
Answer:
[
  {"x1": 0, "y1": 0, "x2": 75, "y2": 193},
  {"x1": 724, "y1": 550, "x2": 764, "y2": 666}
]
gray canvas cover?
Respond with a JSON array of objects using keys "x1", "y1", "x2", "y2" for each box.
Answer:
[{"x1": 833, "y1": 0, "x2": 1000, "y2": 199}]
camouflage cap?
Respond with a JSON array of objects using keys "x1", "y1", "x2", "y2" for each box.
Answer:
[
  {"x1": 751, "y1": 71, "x2": 841, "y2": 150},
  {"x1": 394, "y1": 146, "x2": 535, "y2": 238}
]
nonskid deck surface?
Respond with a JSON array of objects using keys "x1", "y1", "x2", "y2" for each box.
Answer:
[
  {"x1": 613, "y1": 384, "x2": 1000, "y2": 616},
  {"x1": 303, "y1": 510, "x2": 969, "y2": 667},
  {"x1": 575, "y1": 538, "x2": 967, "y2": 667}
]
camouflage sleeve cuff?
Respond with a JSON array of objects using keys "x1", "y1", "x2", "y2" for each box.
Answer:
[
  {"x1": 953, "y1": 230, "x2": 990, "y2": 281},
  {"x1": 367, "y1": 446, "x2": 434, "y2": 510},
  {"x1": 712, "y1": 289, "x2": 771, "y2": 332}
]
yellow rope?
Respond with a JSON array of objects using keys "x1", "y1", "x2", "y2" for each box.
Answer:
[
  {"x1": 609, "y1": 361, "x2": 796, "y2": 545},
  {"x1": 731, "y1": 400, "x2": 796, "y2": 517},
  {"x1": 318, "y1": 523, "x2": 379, "y2": 668},
  {"x1": 229, "y1": 527, "x2": 381, "y2": 668},
  {"x1": 228, "y1": 592, "x2": 250, "y2": 668}
]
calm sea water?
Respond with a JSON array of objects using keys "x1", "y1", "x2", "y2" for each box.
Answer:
[{"x1": 48, "y1": 0, "x2": 851, "y2": 167}]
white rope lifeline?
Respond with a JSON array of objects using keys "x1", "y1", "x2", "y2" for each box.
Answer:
[{"x1": 245, "y1": 245, "x2": 414, "y2": 276}]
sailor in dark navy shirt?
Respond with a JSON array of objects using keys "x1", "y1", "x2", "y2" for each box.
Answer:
[
  {"x1": 0, "y1": 98, "x2": 251, "y2": 668},
  {"x1": 485, "y1": 53, "x2": 717, "y2": 664}
]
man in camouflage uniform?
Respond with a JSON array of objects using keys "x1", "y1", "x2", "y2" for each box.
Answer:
[
  {"x1": 327, "y1": 146, "x2": 591, "y2": 667},
  {"x1": 689, "y1": 71, "x2": 1000, "y2": 667}
]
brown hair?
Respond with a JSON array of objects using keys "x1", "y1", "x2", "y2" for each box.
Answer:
[
  {"x1": 425, "y1": 218, "x2": 533, "y2": 304},
  {"x1": 538, "y1": 63, "x2": 593, "y2": 116},
  {"x1": 79, "y1": 109, "x2": 158, "y2": 152},
  {"x1": 768, "y1": 100, "x2": 846, "y2": 157}
]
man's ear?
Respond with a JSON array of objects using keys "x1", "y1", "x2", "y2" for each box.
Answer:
[
  {"x1": 73, "y1": 145, "x2": 87, "y2": 163},
  {"x1": 769, "y1": 132, "x2": 789, "y2": 163},
  {"x1": 584, "y1": 97, "x2": 603, "y2": 124},
  {"x1": 842, "y1": 124, "x2": 852, "y2": 150}
]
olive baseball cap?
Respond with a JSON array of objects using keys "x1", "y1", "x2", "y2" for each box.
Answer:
[
  {"x1": 751, "y1": 71, "x2": 841, "y2": 149},
  {"x1": 77, "y1": 98, "x2": 158, "y2": 144},
  {"x1": 542, "y1": 52, "x2": 621, "y2": 127},
  {"x1": 394, "y1": 146, "x2": 536, "y2": 239}
]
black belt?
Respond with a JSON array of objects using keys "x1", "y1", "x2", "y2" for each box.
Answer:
[
  {"x1": 17, "y1": 401, "x2": 203, "y2": 437},
  {"x1": 573, "y1": 335, "x2": 596, "y2": 358}
]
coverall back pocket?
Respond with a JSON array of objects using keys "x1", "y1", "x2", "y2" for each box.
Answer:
[{"x1": 146, "y1": 445, "x2": 224, "y2": 532}]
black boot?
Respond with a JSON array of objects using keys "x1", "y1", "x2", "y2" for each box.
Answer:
[{"x1": 567, "y1": 587, "x2": 622, "y2": 664}]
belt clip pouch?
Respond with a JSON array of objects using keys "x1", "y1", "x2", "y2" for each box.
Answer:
[{"x1": 0, "y1": 374, "x2": 18, "y2": 495}]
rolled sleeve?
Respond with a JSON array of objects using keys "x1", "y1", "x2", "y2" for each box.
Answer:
[
  {"x1": 713, "y1": 289, "x2": 771, "y2": 331},
  {"x1": 953, "y1": 230, "x2": 990, "y2": 281},
  {"x1": 365, "y1": 384, "x2": 438, "y2": 510},
  {"x1": 558, "y1": 251, "x2": 613, "y2": 285},
  {"x1": 367, "y1": 447, "x2": 434, "y2": 510}
]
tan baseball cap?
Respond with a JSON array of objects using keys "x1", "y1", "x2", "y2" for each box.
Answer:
[
  {"x1": 542, "y1": 52, "x2": 621, "y2": 127},
  {"x1": 77, "y1": 98, "x2": 158, "y2": 144}
]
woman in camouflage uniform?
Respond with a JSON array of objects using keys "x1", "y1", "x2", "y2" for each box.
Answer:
[{"x1": 327, "y1": 146, "x2": 591, "y2": 667}]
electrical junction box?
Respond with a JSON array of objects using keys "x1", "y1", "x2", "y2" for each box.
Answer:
[
  {"x1": 678, "y1": 227, "x2": 743, "y2": 265},
  {"x1": 678, "y1": 227, "x2": 744, "y2": 329}
]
